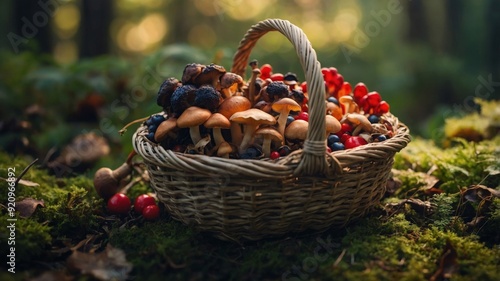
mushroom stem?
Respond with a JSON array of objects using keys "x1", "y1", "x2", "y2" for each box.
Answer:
[
  {"x1": 239, "y1": 125, "x2": 258, "y2": 154},
  {"x1": 261, "y1": 137, "x2": 272, "y2": 158},
  {"x1": 230, "y1": 122, "x2": 243, "y2": 147},
  {"x1": 276, "y1": 110, "x2": 290, "y2": 137},
  {"x1": 248, "y1": 69, "x2": 260, "y2": 106},
  {"x1": 212, "y1": 128, "x2": 225, "y2": 146},
  {"x1": 189, "y1": 126, "x2": 202, "y2": 145},
  {"x1": 94, "y1": 162, "x2": 133, "y2": 200}
]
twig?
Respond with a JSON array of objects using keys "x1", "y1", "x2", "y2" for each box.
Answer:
[{"x1": 15, "y1": 158, "x2": 38, "y2": 186}]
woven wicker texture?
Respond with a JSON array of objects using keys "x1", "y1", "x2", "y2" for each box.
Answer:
[{"x1": 132, "y1": 19, "x2": 411, "y2": 241}]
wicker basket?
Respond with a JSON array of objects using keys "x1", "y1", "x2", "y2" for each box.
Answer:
[{"x1": 132, "y1": 19, "x2": 411, "y2": 241}]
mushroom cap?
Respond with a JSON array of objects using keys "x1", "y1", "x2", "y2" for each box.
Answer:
[
  {"x1": 271, "y1": 97, "x2": 301, "y2": 113},
  {"x1": 285, "y1": 119, "x2": 309, "y2": 141},
  {"x1": 204, "y1": 113, "x2": 230, "y2": 129},
  {"x1": 216, "y1": 141, "x2": 234, "y2": 157},
  {"x1": 220, "y1": 72, "x2": 244, "y2": 89},
  {"x1": 154, "y1": 117, "x2": 178, "y2": 142},
  {"x1": 325, "y1": 115, "x2": 341, "y2": 134},
  {"x1": 181, "y1": 63, "x2": 204, "y2": 85},
  {"x1": 326, "y1": 101, "x2": 343, "y2": 120},
  {"x1": 218, "y1": 96, "x2": 252, "y2": 119},
  {"x1": 346, "y1": 113, "x2": 372, "y2": 131},
  {"x1": 156, "y1": 77, "x2": 180, "y2": 109},
  {"x1": 339, "y1": 95, "x2": 354, "y2": 103},
  {"x1": 255, "y1": 127, "x2": 283, "y2": 143},
  {"x1": 194, "y1": 63, "x2": 226, "y2": 86},
  {"x1": 177, "y1": 106, "x2": 212, "y2": 128},
  {"x1": 230, "y1": 108, "x2": 276, "y2": 126}
]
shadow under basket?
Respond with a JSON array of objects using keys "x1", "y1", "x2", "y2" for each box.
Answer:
[{"x1": 132, "y1": 19, "x2": 411, "y2": 242}]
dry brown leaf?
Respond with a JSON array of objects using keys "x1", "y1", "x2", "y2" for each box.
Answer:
[
  {"x1": 67, "y1": 245, "x2": 132, "y2": 281},
  {"x1": 29, "y1": 271, "x2": 73, "y2": 281},
  {"x1": 16, "y1": 198, "x2": 45, "y2": 218}
]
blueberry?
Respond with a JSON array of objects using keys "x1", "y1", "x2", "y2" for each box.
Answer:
[
  {"x1": 146, "y1": 132, "x2": 155, "y2": 142},
  {"x1": 239, "y1": 147, "x2": 261, "y2": 159},
  {"x1": 145, "y1": 117, "x2": 154, "y2": 126},
  {"x1": 376, "y1": 135, "x2": 387, "y2": 142},
  {"x1": 148, "y1": 124, "x2": 157, "y2": 132},
  {"x1": 327, "y1": 134, "x2": 341, "y2": 146},
  {"x1": 327, "y1": 97, "x2": 339, "y2": 106},
  {"x1": 278, "y1": 145, "x2": 292, "y2": 156},
  {"x1": 368, "y1": 115, "x2": 380, "y2": 124},
  {"x1": 330, "y1": 142, "x2": 345, "y2": 151},
  {"x1": 151, "y1": 114, "x2": 166, "y2": 125},
  {"x1": 286, "y1": 115, "x2": 295, "y2": 126}
]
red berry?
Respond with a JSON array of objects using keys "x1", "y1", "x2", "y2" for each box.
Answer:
[
  {"x1": 366, "y1": 91, "x2": 382, "y2": 107},
  {"x1": 294, "y1": 111, "x2": 309, "y2": 122},
  {"x1": 300, "y1": 81, "x2": 307, "y2": 93},
  {"x1": 322, "y1": 67, "x2": 333, "y2": 82},
  {"x1": 337, "y1": 82, "x2": 352, "y2": 97},
  {"x1": 260, "y1": 64, "x2": 272, "y2": 79},
  {"x1": 344, "y1": 136, "x2": 368, "y2": 149},
  {"x1": 134, "y1": 194, "x2": 156, "y2": 214},
  {"x1": 376, "y1": 101, "x2": 390, "y2": 115},
  {"x1": 328, "y1": 67, "x2": 338, "y2": 77},
  {"x1": 301, "y1": 103, "x2": 308, "y2": 112},
  {"x1": 340, "y1": 123, "x2": 353, "y2": 133},
  {"x1": 270, "y1": 73, "x2": 284, "y2": 81},
  {"x1": 142, "y1": 204, "x2": 160, "y2": 220},
  {"x1": 332, "y1": 74, "x2": 344, "y2": 91},
  {"x1": 326, "y1": 147, "x2": 332, "y2": 153},
  {"x1": 270, "y1": 151, "x2": 280, "y2": 159},
  {"x1": 353, "y1": 82, "x2": 368, "y2": 102},
  {"x1": 340, "y1": 133, "x2": 351, "y2": 143},
  {"x1": 107, "y1": 193, "x2": 131, "y2": 215}
]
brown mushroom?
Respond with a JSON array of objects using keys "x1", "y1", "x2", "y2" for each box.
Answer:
[
  {"x1": 177, "y1": 106, "x2": 212, "y2": 144},
  {"x1": 230, "y1": 108, "x2": 276, "y2": 153},
  {"x1": 154, "y1": 117, "x2": 178, "y2": 143},
  {"x1": 284, "y1": 119, "x2": 309, "y2": 143},
  {"x1": 93, "y1": 153, "x2": 134, "y2": 200},
  {"x1": 326, "y1": 101, "x2": 343, "y2": 121},
  {"x1": 204, "y1": 113, "x2": 231, "y2": 146},
  {"x1": 219, "y1": 72, "x2": 244, "y2": 98},
  {"x1": 248, "y1": 63, "x2": 261, "y2": 104},
  {"x1": 271, "y1": 97, "x2": 301, "y2": 136},
  {"x1": 325, "y1": 115, "x2": 342, "y2": 136},
  {"x1": 346, "y1": 113, "x2": 372, "y2": 135},
  {"x1": 218, "y1": 96, "x2": 252, "y2": 146},
  {"x1": 181, "y1": 63, "x2": 204, "y2": 85},
  {"x1": 339, "y1": 95, "x2": 356, "y2": 115},
  {"x1": 255, "y1": 127, "x2": 283, "y2": 158},
  {"x1": 194, "y1": 63, "x2": 226, "y2": 87},
  {"x1": 216, "y1": 141, "x2": 234, "y2": 158}
]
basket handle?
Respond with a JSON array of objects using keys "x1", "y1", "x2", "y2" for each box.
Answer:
[{"x1": 231, "y1": 19, "x2": 330, "y2": 176}]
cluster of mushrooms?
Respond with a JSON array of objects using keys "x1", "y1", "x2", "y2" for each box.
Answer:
[{"x1": 145, "y1": 61, "x2": 396, "y2": 159}]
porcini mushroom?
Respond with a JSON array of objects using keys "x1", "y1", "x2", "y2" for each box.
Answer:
[
  {"x1": 177, "y1": 106, "x2": 212, "y2": 144},
  {"x1": 218, "y1": 95, "x2": 251, "y2": 146},
  {"x1": 346, "y1": 113, "x2": 372, "y2": 136},
  {"x1": 204, "y1": 113, "x2": 230, "y2": 146},
  {"x1": 271, "y1": 97, "x2": 301, "y2": 136},
  {"x1": 255, "y1": 127, "x2": 283, "y2": 158},
  {"x1": 230, "y1": 108, "x2": 276, "y2": 153}
]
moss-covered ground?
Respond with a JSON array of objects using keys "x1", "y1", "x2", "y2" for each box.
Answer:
[{"x1": 1, "y1": 116, "x2": 499, "y2": 280}]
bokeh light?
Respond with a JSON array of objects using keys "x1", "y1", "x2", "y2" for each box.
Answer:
[{"x1": 188, "y1": 24, "x2": 216, "y2": 49}]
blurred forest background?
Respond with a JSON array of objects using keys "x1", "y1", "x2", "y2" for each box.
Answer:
[{"x1": 0, "y1": 0, "x2": 499, "y2": 170}]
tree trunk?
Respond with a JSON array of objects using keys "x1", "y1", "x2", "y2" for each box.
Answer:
[{"x1": 79, "y1": 0, "x2": 113, "y2": 58}]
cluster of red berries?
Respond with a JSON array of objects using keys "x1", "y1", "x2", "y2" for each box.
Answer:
[
  {"x1": 352, "y1": 83, "x2": 390, "y2": 116},
  {"x1": 107, "y1": 193, "x2": 160, "y2": 220}
]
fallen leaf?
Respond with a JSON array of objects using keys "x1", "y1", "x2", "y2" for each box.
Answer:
[
  {"x1": 67, "y1": 245, "x2": 132, "y2": 281},
  {"x1": 429, "y1": 240, "x2": 458, "y2": 281},
  {"x1": 16, "y1": 198, "x2": 45, "y2": 218},
  {"x1": 385, "y1": 198, "x2": 435, "y2": 215},
  {"x1": 462, "y1": 184, "x2": 500, "y2": 203}
]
